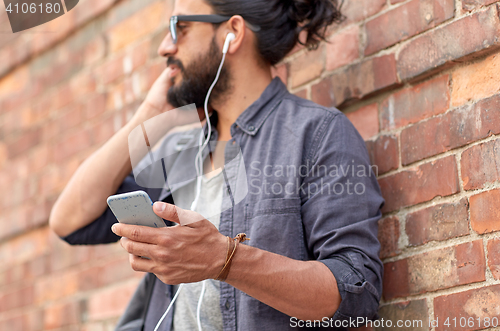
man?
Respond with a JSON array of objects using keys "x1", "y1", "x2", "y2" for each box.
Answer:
[{"x1": 49, "y1": 0, "x2": 385, "y2": 330}]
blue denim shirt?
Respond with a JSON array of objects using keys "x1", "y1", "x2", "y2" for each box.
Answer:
[{"x1": 63, "y1": 78, "x2": 385, "y2": 330}]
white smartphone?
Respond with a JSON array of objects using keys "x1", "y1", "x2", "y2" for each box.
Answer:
[{"x1": 107, "y1": 190, "x2": 166, "y2": 228}]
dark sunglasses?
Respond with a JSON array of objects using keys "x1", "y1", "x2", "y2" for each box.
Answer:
[{"x1": 169, "y1": 15, "x2": 260, "y2": 44}]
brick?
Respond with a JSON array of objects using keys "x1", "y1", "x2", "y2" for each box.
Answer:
[
  {"x1": 34, "y1": 270, "x2": 79, "y2": 303},
  {"x1": 54, "y1": 84, "x2": 75, "y2": 111},
  {"x1": 88, "y1": 242, "x2": 124, "y2": 261},
  {"x1": 379, "y1": 156, "x2": 459, "y2": 213},
  {"x1": 97, "y1": 40, "x2": 150, "y2": 87},
  {"x1": 78, "y1": 256, "x2": 137, "y2": 291},
  {"x1": 341, "y1": 0, "x2": 386, "y2": 23},
  {"x1": 382, "y1": 259, "x2": 410, "y2": 299},
  {"x1": 96, "y1": 55, "x2": 125, "y2": 86},
  {"x1": 271, "y1": 63, "x2": 288, "y2": 86},
  {"x1": 470, "y1": 189, "x2": 500, "y2": 234},
  {"x1": 39, "y1": 167, "x2": 61, "y2": 198},
  {"x1": 345, "y1": 104, "x2": 379, "y2": 140},
  {"x1": 293, "y1": 89, "x2": 308, "y2": 100},
  {"x1": 107, "y1": 1, "x2": 166, "y2": 53},
  {"x1": 0, "y1": 142, "x2": 7, "y2": 169},
  {"x1": 149, "y1": 29, "x2": 167, "y2": 59},
  {"x1": 406, "y1": 198, "x2": 469, "y2": 246},
  {"x1": 41, "y1": 119, "x2": 60, "y2": 143},
  {"x1": 349, "y1": 326, "x2": 374, "y2": 331},
  {"x1": 463, "y1": 0, "x2": 498, "y2": 11},
  {"x1": 378, "y1": 300, "x2": 429, "y2": 330},
  {"x1": 29, "y1": 144, "x2": 51, "y2": 175},
  {"x1": 0, "y1": 64, "x2": 29, "y2": 100},
  {"x1": 7, "y1": 129, "x2": 42, "y2": 159},
  {"x1": 43, "y1": 300, "x2": 83, "y2": 330},
  {"x1": 0, "y1": 227, "x2": 50, "y2": 267},
  {"x1": 70, "y1": 72, "x2": 97, "y2": 101},
  {"x1": 53, "y1": 128, "x2": 92, "y2": 163},
  {"x1": 0, "y1": 207, "x2": 30, "y2": 240},
  {"x1": 87, "y1": 279, "x2": 140, "y2": 321},
  {"x1": 289, "y1": 45, "x2": 325, "y2": 88},
  {"x1": 48, "y1": 231, "x2": 92, "y2": 272},
  {"x1": 397, "y1": 6, "x2": 500, "y2": 81},
  {"x1": 83, "y1": 36, "x2": 107, "y2": 66},
  {"x1": 452, "y1": 53, "x2": 500, "y2": 107},
  {"x1": 30, "y1": 198, "x2": 54, "y2": 229},
  {"x1": 70, "y1": 0, "x2": 118, "y2": 28},
  {"x1": 365, "y1": 0, "x2": 454, "y2": 55},
  {"x1": 91, "y1": 113, "x2": 121, "y2": 146},
  {"x1": 43, "y1": 53, "x2": 85, "y2": 90},
  {"x1": 461, "y1": 138, "x2": 500, "y2": 191},
  {"x1": 311, "y1": 77, "x2": 336, "y2": 107},
  {"x1": 401, "y1": 94, "x2": 500, "y2": 165},
  {"x1": 0, "y1": 309, "x2": 43, "y2": 331},
  {"x1": 325, "y1": 54, "x2": 399, "y2": 107},
  {"x1": 380, "y1": 75, "x2": 450, "y2": 131},
  {"x1": 383, "y1": 240, "x2": 485, "y2": 300},
  {"x1": 378, "y1": 216, "x2": 400, "y2": 259},
  {"x1": 0, "y1": 314, "x2": 23, "y2": 331},
  {"x1": 487, "y1": 238, "x2": 500, "y2": 280},
  {"x1": 434, "y1": 285, "x2": 500, "y2": 331},
  {"x1": 84, "y1": 93, "x2": 108, "y2": 119},
  {"x1": 365, "y1": 134, "x2": 399, "y2": 176},
  {"x1": 0, "y1": 285, "x2": 34, "y2": 311},
  {"x1": 59, "y1": 104, "x2": 84, "y2": 134},
  {"x1": 326, "y1": 25, "x2": 360, "y2": 71},
  {"x1": 0, "y1": 37, "x2": 30, "y2": 79},
  {"x1": 25, "y1": 309, "x2": 44, "y2": 331}
]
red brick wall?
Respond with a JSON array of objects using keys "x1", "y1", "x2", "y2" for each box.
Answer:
[{"x1": 1, "y1": 0, "x2": 500, "y2": 330}]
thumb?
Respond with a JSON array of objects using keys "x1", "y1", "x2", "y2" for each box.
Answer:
[
  {"x1": 153, "y1": 202, "x2": 181, "y2": 225},
  {"x1": 153, "y1": 202, "x2": 205, "y2": 226}
]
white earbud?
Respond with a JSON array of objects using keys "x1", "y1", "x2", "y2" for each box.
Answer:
[{"x1": 222, "y1": 33, "x2": 236, "y2": 54}]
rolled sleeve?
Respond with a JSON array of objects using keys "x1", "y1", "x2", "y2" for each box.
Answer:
[
  {"x1": 301, "y1": 112, "x2": 385, "y2": 322},
  {"x1": 62, "y1": 173, "x2": 143, "y2": 245}
]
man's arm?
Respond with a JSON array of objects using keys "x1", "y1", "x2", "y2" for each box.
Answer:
[
  {"x1": 226, "y1": 243, "x2": 341, "y2": 320},
  {"x1": 111, "y1": 204, "x2": 341, "y2": 321},
  {"x1": 49, "y1": 68, "x2": 175, "y2": 237}
]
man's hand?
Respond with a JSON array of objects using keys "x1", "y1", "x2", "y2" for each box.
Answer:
[
  {"x1": 140, "y1": 68, "x2": 176, "y2": 119},
  {"x1": 111, "y1": 202, "x2": 227, "y2": 285}
]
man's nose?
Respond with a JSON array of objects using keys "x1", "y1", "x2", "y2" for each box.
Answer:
[{"x1": 158, "y1": 32, "x2": 177, "y2": 57}]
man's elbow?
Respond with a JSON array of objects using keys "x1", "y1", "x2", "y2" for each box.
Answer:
[{"x1": 48, "y1": 201, "x2": 72, "y2": 238}]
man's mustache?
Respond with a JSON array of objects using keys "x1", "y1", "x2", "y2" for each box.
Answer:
[{"x1": 167, "y1": 57, "x2": 185, "y2": 72}]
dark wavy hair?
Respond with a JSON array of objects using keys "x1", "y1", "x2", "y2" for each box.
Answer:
[{"x1": 205, "y1": 0, "x2": 344, "y2": 65}]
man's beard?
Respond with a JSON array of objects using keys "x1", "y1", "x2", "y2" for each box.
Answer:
[{"x1": 167, "y1": 37, "x2": 231, "y2": 109}]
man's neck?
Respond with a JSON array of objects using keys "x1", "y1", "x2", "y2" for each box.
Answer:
[{"x1": 213, "y1": 65, "x2": 273, "y2": 141}]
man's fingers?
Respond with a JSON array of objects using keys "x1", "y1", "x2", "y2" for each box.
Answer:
[
  {"x1": 120, "y1": 237, "x2": 154, "y2": 258},
  {"x1": 111, "y1": 223, "x2": 164, "y2": 244},
  {"x1": 129, "y1": 254, "x2": 154, "y2": 273}
]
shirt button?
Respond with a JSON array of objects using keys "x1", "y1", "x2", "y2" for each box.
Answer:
[
  {"x1": 225, "y1": 300, "x2": 231, "y2": 310},
  {"x1": 248, "y1": 125, "x2": 255, "y2": 132}
]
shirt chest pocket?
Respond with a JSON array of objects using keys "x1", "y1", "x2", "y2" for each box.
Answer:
[{"x1": 244, "y1": 197, "x2": 306, "y2": 261}]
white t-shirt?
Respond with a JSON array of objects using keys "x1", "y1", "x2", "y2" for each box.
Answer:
[{"x1": 170, "y1": 169, "x2": 224, "y2": 331}]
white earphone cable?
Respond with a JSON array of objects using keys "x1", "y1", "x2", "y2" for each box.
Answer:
[
  {"x1": 155, "y1": 38, "x2": 229, "y2": 331},
  {"x1": 153, "y1": 283, "x2": 184, "y2": 331}
]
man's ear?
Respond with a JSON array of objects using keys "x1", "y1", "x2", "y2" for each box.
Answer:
[{"x1": 222, "y1": 15, "x2": 247, "y2": 55}]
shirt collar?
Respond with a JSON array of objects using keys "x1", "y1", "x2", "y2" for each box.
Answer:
[{"x1": 232, "y1": 78, "x2": 289, "y2": 136}]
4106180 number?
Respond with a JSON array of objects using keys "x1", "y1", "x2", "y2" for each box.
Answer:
[{"x1": 5, "y1": 2, "x2": 61, "y2": 14}]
